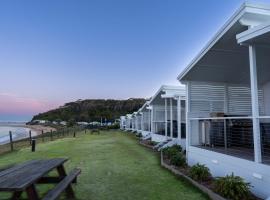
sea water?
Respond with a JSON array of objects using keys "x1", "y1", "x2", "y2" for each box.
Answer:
[{"x1": 0, "y1": 123, "x2": 35, "y2": 144}]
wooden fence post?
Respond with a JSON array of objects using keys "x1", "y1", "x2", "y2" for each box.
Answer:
[
  {"x1": 42, "y1": 130, "x2": 44, "y2": 142},
  {"x1": 73, "y1": 131, "x2": 76, "y2": 138},
  {"x1": 29, "y1": 130, "x2": 32, "y2": 144},
  {"x1": 85, "y1": 129, "x2": 86, "y2": 134},
  {"x1": 50, "y1": 130, "x2": 53, "y2": 141},
  {"x1": 9, "y1": 131, "x2": 13, "y2": 151}
]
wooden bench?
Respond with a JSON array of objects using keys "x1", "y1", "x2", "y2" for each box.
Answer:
[
  {"x1": 43, "y1": 168, "x2": 81, "y2": 200},
  {"x1": 0, "y1": 158, "x2": 81, "y2": 200},
  {"x1": 91, "y1": 129, "x2": 100, "y2": 134}
]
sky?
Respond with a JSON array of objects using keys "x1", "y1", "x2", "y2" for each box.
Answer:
[{"x1": 1, "y1": 0, "x2": 270, "y2": 121}]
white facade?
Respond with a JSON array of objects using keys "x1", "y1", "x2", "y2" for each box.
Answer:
[
  {"x1": 138, "y1": 101, "x2": 152, "y2": 136},
  {"x1": 120, "y1": 116, "x2": 126, "y2": 130},
  {"x1": 125, "y1": 114, "x2": 132, "y2": 131},
  {"x1": 178, "y1": 3, "x2": 270, "y2": 199},
  {"x1": 148, "y1": 85, "x2": 186, "y2": 147}
]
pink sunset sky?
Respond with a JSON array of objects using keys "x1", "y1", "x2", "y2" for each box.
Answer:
[{"x1": 0, "y1": 93, "x2": 61, "y2": 118}]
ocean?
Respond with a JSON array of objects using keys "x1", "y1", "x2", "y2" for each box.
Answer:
[{"x1": 0, "y1": 123, "x2": 36, "y2": 144}]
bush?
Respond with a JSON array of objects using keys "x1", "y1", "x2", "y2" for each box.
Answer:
[
  {"x1": 163, "y1": 145, "x2": 182, "y2": 159},
  {"x1": 214, "y1": 173, "x2": 251, "y2": 200},
  {"x1": 189, "y1": 163, "x2": 211, "y2": 182},
  {"x1": 136, "y1": 132, "x2": 142, "y2": 138},
  {"x1": 148, "y1": 141, "x2": 158, "y2": 146},
  {"x1": 170, "y1": 152, "x2": 186, "y2": 167}
]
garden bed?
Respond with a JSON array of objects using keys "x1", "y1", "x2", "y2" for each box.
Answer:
[
  {"x1": 161, "y1": 151, "x2": 225, "y2": 200},
  {"x1": 139, "y1": 139, "x2": 157, "y2": 149},
  {"x1": 160, "y1": 151, "x2": 262, "y2": 200}
]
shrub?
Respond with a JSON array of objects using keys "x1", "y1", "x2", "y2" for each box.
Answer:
[
  {"x1": 170, "y1": 152, "x2": 186, "y2": 167},
  {"x1": 163, "y1": 145, "x2": 182, "y2": 159},
  {"x1": 214, "y1": 173, "x2": 251, "y2": 200},
  {"x1": 148, "y1": 141, "x2": 158, "y2": 146},
  {"x1": 189, "y1": 163, "x2": 211, "y2": 182},
  {"x1": 136, "y1": 132, "x2": 142, "y2": 138}
]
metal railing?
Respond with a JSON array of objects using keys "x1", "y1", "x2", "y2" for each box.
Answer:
[
  {"x1": 189, "y1": 116, "x2": 270, "y2": 165},
  {"x1": 190, "y1": 117, "x2": 255, "y2": 161}
]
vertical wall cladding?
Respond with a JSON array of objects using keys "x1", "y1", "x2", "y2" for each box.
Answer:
[{"x1": 189, "y1": 82, "x2": 264, "y2": 116}]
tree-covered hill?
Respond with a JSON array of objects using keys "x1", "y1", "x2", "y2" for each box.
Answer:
[{"x1": 31, "y1": 98, "x2": 146, "y2": 122}]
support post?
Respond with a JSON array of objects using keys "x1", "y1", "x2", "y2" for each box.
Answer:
[
  {"x1": 141, "y1": 113, "x2": 144, "y2": 132},
  {"x1": 170, "y1": 98, "x2": 173, "y2": 138},
  {"x1": 249, "y1": 45, "x2": 262, "y2": 163},
  {"x1": 165, "y1": 98, "x2": 168, "y2": 138},
  {"x1": 151, "y1": 107, "x2": 154, "y2": 133},
  {"x1": 9, "y1": 131, "x2": 13, "y2": 151},
  {"x1": 149, "y1": 110, "x2": 151, "y2": 132},
  {"x1": 224, "y1": 84, "x2": 228, "y2": 150},
  {"x1": 186, "y1": 82, "x2": 191, "y2": 154},
  {"x1": 177, "y1": 96, "x2": 181, "y2": 140}
]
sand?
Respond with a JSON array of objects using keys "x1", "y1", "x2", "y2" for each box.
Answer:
[{"x1": 24, "y1": 125, "x2": 56, "y2": 136}]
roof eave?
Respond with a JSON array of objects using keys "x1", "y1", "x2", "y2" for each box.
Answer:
[{"x1": 177, "y1": 3, "x2": 248, "y2": 81}]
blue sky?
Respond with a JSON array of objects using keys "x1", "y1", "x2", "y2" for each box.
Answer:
[{"x1": 0, "y1": 0, "x2": 269, "y2": 121}]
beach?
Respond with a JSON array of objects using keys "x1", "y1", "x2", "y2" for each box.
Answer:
[
  {"x1": 24, "y1": 124, "x2": 56, "y2": 135},
  {"x1": 0, "y1": 123, "x2": 56, "y2": 145}
]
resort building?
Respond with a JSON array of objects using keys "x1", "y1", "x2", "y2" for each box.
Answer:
[
  {"x1": 138, "y1": 101, "x2": 152, "y2": 137},
  {"x1": 131, "y1": 112, "x2": 137, "y2": 132},
  {"x1": 148, "y1": 85, "x2": 186, "y2": 147},
  {"x1": 120, "y1": 116, "x2": 126, "y2": 130},
  {"x1": 178, "y1": 3, "x2": 270, "y2": 198},
  {"x1": 125, "y1": 114, "x2": 132, "y2": 131}
]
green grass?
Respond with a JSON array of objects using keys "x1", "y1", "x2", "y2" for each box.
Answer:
[{"x1": 0, "y1": 131, "x2": 209, "y2": 200}]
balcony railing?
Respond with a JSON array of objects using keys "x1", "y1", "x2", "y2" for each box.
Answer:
[{"x1": 190, "y1": 116, "x2": 270, "y2": 165}]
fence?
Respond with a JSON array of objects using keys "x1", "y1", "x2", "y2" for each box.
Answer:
[{"x1": 0, "y1": 126, "x2": 86, "y2": 155}]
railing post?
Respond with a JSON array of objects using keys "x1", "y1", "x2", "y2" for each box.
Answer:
[{"x1": 9, "y1": 131, "x2": 13, "y2": 151}]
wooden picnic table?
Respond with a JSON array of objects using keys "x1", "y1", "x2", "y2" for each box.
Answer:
[{"x1": 0, "y1": 158, "x2": 81, "y2": 200}]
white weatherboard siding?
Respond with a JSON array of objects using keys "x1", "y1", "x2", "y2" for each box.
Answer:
[
  {"x1": 263, "y1": 82, "x2": 270, "y2": 116},
  {"x1": 188, "y1": 147, "x2": 270, "y2": 198}
]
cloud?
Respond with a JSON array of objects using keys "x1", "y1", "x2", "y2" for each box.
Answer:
[{"x1": 0, "y1": 92, "x2": 61, "y2": 115}]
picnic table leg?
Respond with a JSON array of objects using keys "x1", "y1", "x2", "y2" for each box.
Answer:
[
  {"x1": 11, "y1": 191, "x2": 22, "y2": 200},
  {"x1": 56, "y1": 165, "x2": 75, "y2": 198},
  {"x1": 26, "y1": 185, "x2": 39, "y2": 200}
]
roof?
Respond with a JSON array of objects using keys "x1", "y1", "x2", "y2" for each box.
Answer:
[
  {"x1": 148, "y1": 85, "x2": 186, "y2": 105},
  {"x1": 177, "y1": 2, "x2": 270, "y2": 81},
  {"x1": 237, "y1": 20, "x2": 270, "y2": 44}
]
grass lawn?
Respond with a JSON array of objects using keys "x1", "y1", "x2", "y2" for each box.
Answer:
[{"x1": 0, "y1": 131, "x2": 209, "y2": 200}]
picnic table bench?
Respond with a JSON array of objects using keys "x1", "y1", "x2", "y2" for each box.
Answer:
[{"x1": 0, "y1": 158, "x2": 81, "y2": 200}]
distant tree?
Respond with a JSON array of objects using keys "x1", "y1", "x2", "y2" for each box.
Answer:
[
  {"x1": 31, "y1": 98, "x2": 146, "y2": 124},
  {"x1": 67, "y1": 119, "x2": 76, "y2": 127}
]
